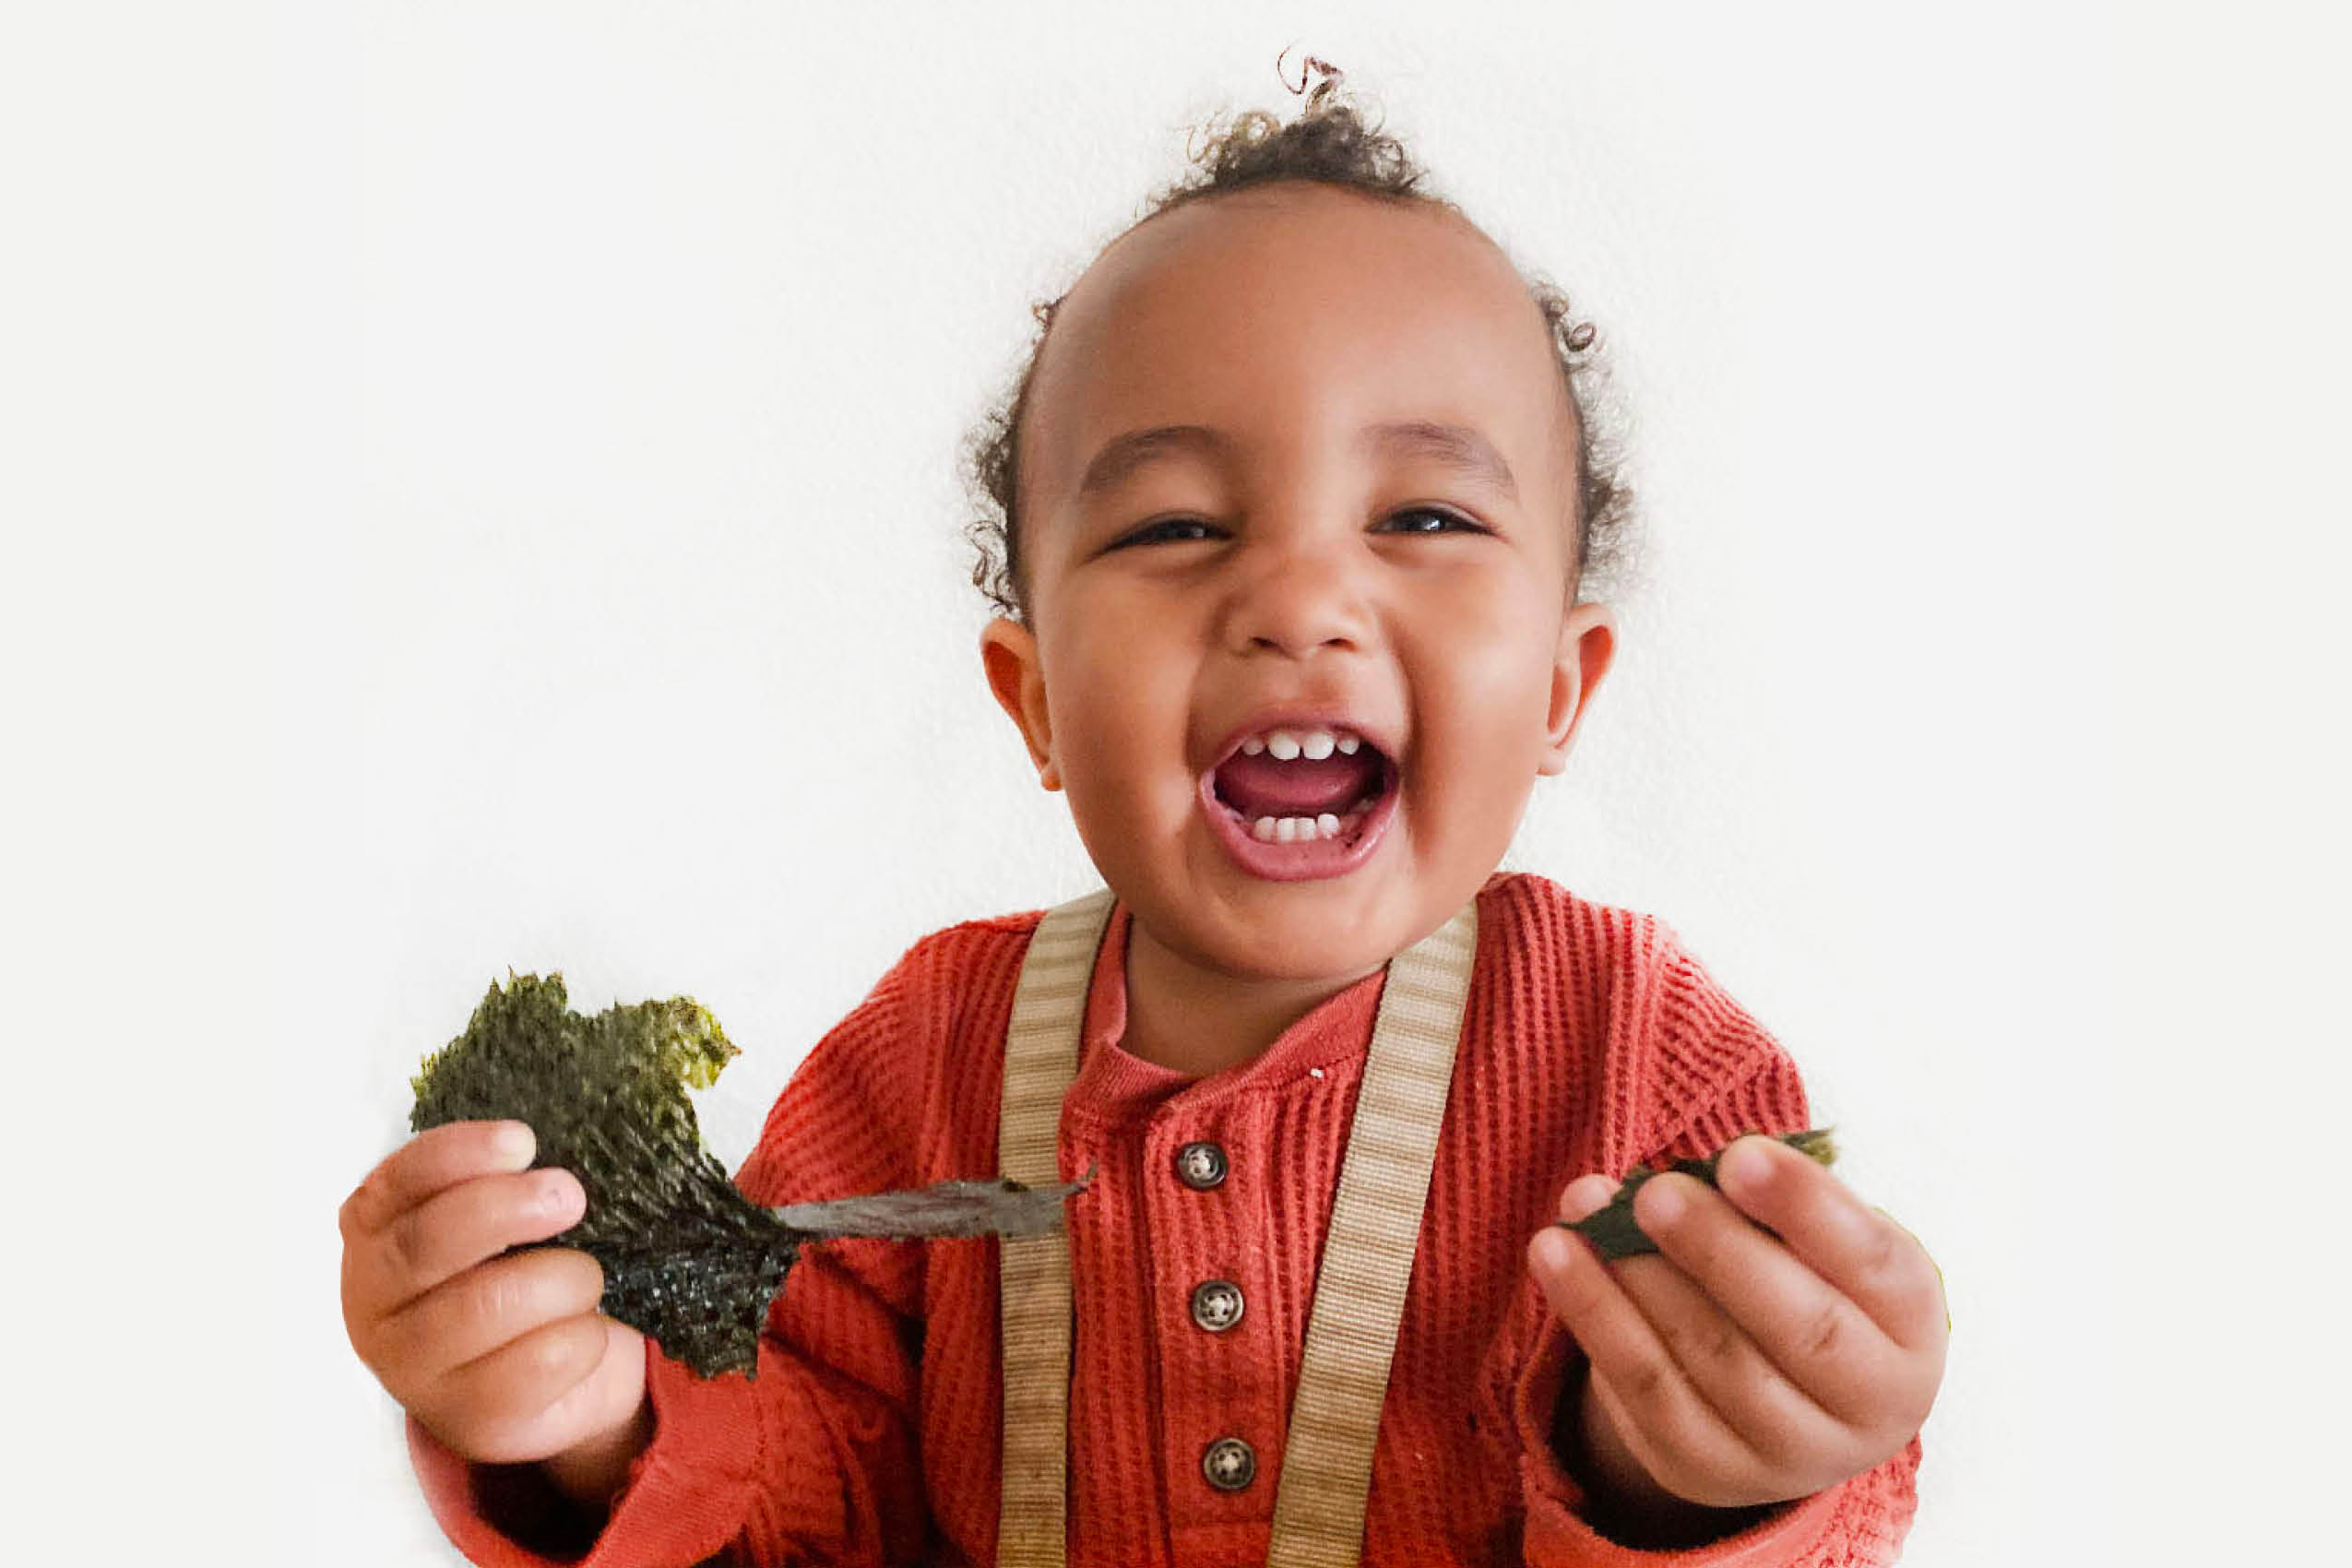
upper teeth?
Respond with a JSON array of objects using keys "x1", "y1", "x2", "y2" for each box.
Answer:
[{"x1": 1239, "y1": 727, "x2": 1363, "y2": 761}]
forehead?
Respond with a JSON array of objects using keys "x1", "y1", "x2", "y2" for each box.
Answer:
[{"x1": 1024, "y1": 183, "x2": 1574, "y2": 520}]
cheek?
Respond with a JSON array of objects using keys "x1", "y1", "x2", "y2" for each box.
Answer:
[
  {"x1": 1043, "y1": 639, "x2": 1195, "y2": 792},
  {"x1": 1410, "y1": 594, "x2": 1556, "y2": 707},
  {"x1": 1403, "y1": 618, "x2": 1562, "y2": 790}
]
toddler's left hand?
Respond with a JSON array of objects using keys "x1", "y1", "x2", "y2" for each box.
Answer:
[{"x1": 1526, "y1": 1134, "x2": 1947, "y2": 1512}]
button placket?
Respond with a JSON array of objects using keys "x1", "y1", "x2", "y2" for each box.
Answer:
[{"x1": 1156, "y1": 1125, "x2": 1262, "y2": 1504}]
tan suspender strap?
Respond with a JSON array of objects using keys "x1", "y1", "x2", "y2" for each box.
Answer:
[
  {"x1": 996, "y1": 887, "x2": 1115, "y2": 1568},
  {"x1": 1265, "y1": 897, "x2": 1478, "y2": 1568},
  {"x1": 996, "y1": 887, "x2": 1479, "y2": 1568}
]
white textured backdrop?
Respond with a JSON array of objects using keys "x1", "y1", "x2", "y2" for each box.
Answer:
[{"x1": 15, "y1": 0, "x2": 2344, "y2": 1563}]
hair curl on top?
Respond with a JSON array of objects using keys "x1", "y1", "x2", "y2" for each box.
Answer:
[{"x1": 959, "y1": 51, "x2": 1635, "y2": 627}]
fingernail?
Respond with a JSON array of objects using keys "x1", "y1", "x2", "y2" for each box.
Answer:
[
  {"x1": 540, "y1": 1170, "x2": 582, "y2": 1218},
  {"x1": 1642, "y1": 1178, "x2": 1685, "y2": 1225},
  {"x1": 492, "y1": 1121, "x2": 536, "y2": 1169}
]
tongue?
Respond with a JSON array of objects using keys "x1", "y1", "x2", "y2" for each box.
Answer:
[{"x1": 1211, "y1": 750, "x2": 1382, "y2": 819}]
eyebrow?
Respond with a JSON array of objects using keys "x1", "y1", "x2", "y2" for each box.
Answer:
[{"x1": 1074, "y1": 420, "x2": 1519, "y2": 505}]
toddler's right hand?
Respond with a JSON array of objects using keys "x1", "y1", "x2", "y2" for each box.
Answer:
[{"x1": 339, "y1": 1120, "x2": 649, "y2": 1479}]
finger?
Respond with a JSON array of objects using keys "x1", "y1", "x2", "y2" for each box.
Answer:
[
  {"x1": 1873, "y1": 1204, "x2": 1953, "y2": 1336},
  {"x1": 1582, "y1": 1361, "x2": 1777, "y2": 1512},
  {"x1": 1526, "y1": 1226, "x2": 1766, "y2": 1487},
  {"x1": 372, "y1": 1244, "x2": 607, "y2": 1386},
  {"x1": 1712, "y1": 1136, "x2": 1950, "y2": 1352},
  {"x1": 1602, "y1": 1244, "x2": 1858, "y2": 1482},
  {"x1": 339, "y1": 1121, "x2": 538, "y2": 1241},
  {"x1": 414, "y1": 1313, "x2": 620, "y2": 1466},
  {"x1": 1632, "y1": 1168, "x2": 1902, "y2": 1425},
  {"x1": 1555, "y1": 1172, "x2": 1619, "y2": 1224},
  {"x1": 349, "y1": 1164, "x2": 586, "y2": 1316}
]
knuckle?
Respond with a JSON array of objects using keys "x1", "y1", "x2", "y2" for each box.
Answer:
[
  {"x1": 1801, "y1": 1302, "x2": 1847, "y2": 1364},
  {"x1": 1623, "y1": 1352, "x2": 1674, "y2": 1410},
  {"x1": 472, "y1": 1257, "x2": 549, "y2": 1340},
  {"x1": 1697, "y1": 1320, "x2": 1744, "y2": 1371},
  {"x1": 1740, "y1": 1372, "x2": 1812, "y2": 1459},
  {"x1": 537, "y1": 1248, "x2": 589, "y2": 1307},
  {"x1": 1660, "y1": 1308, "x2": 1742, "y2": 1374},
  {"x1": 494, "y1": 1251, "x2": 598, "y2": 1338},
  {"x1": 383, "y1": 1209, "x2": 432, "y2": 1285},
  {"x1": 340, "y1": 1170, "x2": 391, "y2": 1240},
  {"x1": 1740, "y1": 1410, "x2": 1806, "y2": 1476},
  {"x1": 1852, "y1": 1218, "x2": 1904, "y2": 1289}
]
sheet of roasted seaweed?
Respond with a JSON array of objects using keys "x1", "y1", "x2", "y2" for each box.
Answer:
[
  {"x1": 1558, "y1": 1128, "x2": 1838, "y2": 1261},
  {"x1": 410, "y1": 971, "x2": 1085, "y2": 1379}
]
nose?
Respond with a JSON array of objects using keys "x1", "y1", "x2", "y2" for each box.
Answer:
[{"x1": 1219, "y1": 530, "x2": 1373, "y2": 660}]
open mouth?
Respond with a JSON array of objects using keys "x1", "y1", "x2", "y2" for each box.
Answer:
[{"x1": 1197, "y1": 729, "x2": 1400, "y2": 880}]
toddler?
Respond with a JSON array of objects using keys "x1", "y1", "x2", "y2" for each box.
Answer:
[{"x1": 340, "y1": 63, "x2": 1944, "y2": 1568}]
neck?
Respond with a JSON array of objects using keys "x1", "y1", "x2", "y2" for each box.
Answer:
[{"x1": 1119, "y1": 915, "x2": 1384, "y2": 1078}]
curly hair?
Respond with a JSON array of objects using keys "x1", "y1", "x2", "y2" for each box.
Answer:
[{"x1": 959, "y1": 53, "x2": 1636, "y2": 627}]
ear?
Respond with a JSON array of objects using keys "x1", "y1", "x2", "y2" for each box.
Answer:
[
  {"x1": 979, "y1": 616, "x2": 1062, "y2": 791},
  {"x1": 1538, "y1": 600, "x2": 1617, "y2": 778}
]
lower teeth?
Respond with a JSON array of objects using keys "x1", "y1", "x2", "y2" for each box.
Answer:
[{"x1": 1246, "y1": 792, "x2": 1380, "y2": 845}]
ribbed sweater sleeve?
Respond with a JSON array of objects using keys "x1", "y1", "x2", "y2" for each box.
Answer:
[
  {"x1": 409, "y1": 930, "x2": 958, "y2": 1568},
  {"x1": 1513, "y1": 921, "x2": 1922, "y2": 1566}
]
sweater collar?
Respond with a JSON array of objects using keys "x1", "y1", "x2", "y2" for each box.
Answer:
[{"x1": 1065, "y1": 899, "x2": 1388, "y2": 1121}]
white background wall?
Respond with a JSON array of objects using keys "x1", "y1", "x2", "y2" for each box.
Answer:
[{"x1": 7, "y1": 2, "x2": 2346, "y2": 1563}]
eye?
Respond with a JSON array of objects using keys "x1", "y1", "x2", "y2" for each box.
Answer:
[
  {"x1": 1380, "y1": 506, "x2": 1490, "y2": 536},
  {"x1": 1114, "y1": 517, "x2": 1222, "y2": 547},
  {"x1": 1111, "y1": 507, "x2": 1489, "y2": 549}
]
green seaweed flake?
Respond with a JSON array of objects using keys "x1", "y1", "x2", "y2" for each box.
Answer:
[
  {"x1": 1558, "y1": 1128, "x2": 1839, "y2": 1261},
  {"x1": 410, "y1": 971, "x2": 800, "y2": 1380},
  {"x1": 410, "y1": 971, "x2": 1091, "y2": 1382}
]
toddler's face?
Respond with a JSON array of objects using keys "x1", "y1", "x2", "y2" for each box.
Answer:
[{"x1": 982, "y1": 182, "x2": 1614, "y2": 987}]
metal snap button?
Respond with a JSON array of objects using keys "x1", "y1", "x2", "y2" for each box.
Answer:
[
  {"x1": 1175, "y1": 1141, "x2": 1228, "y2": 1190},
  {"x1": 1189, "y1": 1277, "x2": 1244, "y2": 1333},
  {"x1": 1202, "y1": 1435, "x2": 1256, "y2": 1491}
]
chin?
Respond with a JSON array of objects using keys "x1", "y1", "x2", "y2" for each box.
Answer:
[{"x1": 1195, "y1": 901, "x2": 1409, "y2": 983}]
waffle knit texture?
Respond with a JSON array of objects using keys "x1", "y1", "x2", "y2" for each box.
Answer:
[{"x1": 410, "y1": 871, "x2": 1923, "y2": 1566}]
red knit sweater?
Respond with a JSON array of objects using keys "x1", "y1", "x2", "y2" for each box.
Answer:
[{"x1": 410, "y1": 871, "x2": 1922, "y2": 1566}]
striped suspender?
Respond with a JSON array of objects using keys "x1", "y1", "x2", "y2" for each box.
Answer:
[
  {"x1": 997, "y1": 889, "x2": 1479, "y2": 1568},
  {"x1": 996, "y1": 887, "x2": 1115, "y2": 1565},
  {"x1": 1264, "y1": 900, "x2": 1477, "y2": 1566}
]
